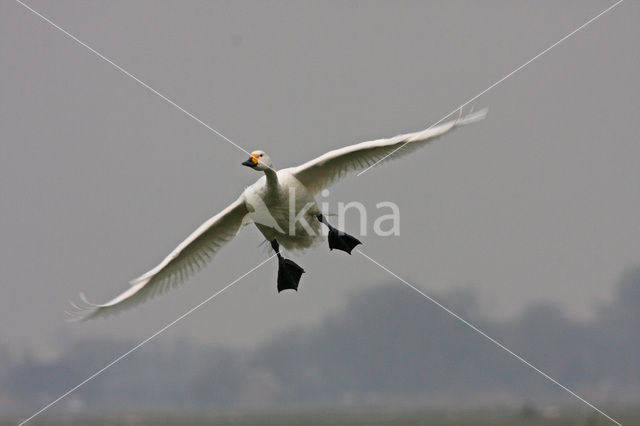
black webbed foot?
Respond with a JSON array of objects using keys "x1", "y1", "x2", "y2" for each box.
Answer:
[
  {"x1": 277, "y1": 256, "x2": 305, "y2": 292},
  {"x1": 327, "y1": 228, "x2": 362, "y2": 254},
  {"x1": 317, "y1": 214, "x2": 362, "y2": 254},
  {"x1": 271, "y1": 239, "x2": 305, "y2": 292}
]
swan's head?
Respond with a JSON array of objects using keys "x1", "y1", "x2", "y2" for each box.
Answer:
[{"x1": 242, "y1": 150, "x2": 273, "y2": 171}]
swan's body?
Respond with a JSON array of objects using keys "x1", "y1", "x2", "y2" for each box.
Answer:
[
  {"x1": 243, "y1": 168, "x2": 323, "y2": 251},
  {"x1": 70, "y1": 108, "x2": 487, "y2": 320}
]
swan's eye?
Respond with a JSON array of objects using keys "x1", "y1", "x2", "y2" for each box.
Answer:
[{"x1": 260, "y1": 154, "x2": 263, "y2": 157}]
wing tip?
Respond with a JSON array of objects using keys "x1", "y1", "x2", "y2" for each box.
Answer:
[
  {"x1": 65, "y1": 294, "x2": 98, "y2": 322},
  {"x1": 456, "y1": 106, "x2": 488, "y2": 126}
]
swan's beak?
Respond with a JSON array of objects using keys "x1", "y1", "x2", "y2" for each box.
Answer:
[{"x1": 242, "y1": 154, "x2": 259, "y2": 168}]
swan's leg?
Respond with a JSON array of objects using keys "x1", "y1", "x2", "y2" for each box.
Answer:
[
  {"x1": 270, "y1": 239, "x2": 305, "y2": 292},
  {"x1": 316, "y1": 215, "x2": 362, "y2": 254}
]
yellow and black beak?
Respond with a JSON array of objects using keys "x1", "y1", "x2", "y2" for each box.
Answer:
[{"x1": 242, "y1": 154, "x2": 259, "y2": 168}]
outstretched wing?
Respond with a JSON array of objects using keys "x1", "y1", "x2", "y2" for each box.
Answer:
[
  {"x1": 292, "y1": 108, "x2": 487, "y2": 194},
  {"x1": 70, "y1": 196, "x2": 248, "y2": 320}
]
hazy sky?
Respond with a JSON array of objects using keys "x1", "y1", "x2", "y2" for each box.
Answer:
[{"x1": 1, "y1": 0, "x2": 638, "y2": 357}]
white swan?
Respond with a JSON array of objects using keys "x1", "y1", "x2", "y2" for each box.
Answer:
[{"x1": 70, "y1": 108, "x2": 487, "y2": 320}]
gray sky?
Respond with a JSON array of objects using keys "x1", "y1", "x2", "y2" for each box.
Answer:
[{"x1": 1, "y1": 0, "x2": 638, "y2": 357}]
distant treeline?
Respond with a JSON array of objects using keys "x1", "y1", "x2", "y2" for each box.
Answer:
[{"x1": 3, "y1": 269, "x2": 639, "y2": 414}]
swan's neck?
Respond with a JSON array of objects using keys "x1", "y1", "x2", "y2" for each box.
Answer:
[{"x1": 264, "y1": 168, "x2": 279, "y2": 190}]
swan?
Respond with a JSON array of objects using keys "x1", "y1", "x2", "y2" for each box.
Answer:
[{"x1": 70, "y1": 108, "x2": 487, "y2": 320}]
